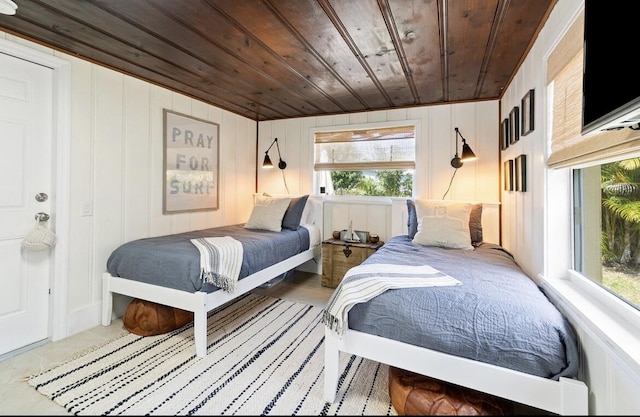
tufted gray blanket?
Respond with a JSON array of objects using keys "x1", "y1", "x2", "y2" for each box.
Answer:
[
  {"x1": 106, "y1": 224, "x2": 309, "y2": 293},
  {"x1": 346, "y1": 235, "x2": 579, "y2": 380}
]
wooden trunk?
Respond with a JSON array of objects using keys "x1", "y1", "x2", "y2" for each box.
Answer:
[{"x1": 321, "y1": 238, "x2": 383, "y2": 288}]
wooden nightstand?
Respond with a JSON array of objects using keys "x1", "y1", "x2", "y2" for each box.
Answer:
[{"x1": 321, "y1": 238, "x2": 384, "y2": 288}]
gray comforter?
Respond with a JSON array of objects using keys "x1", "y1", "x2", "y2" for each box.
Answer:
[
  {"x1": 106, "y1": 224, "x2": 310, "y2": 293},
  {"x1": 347, "y1": 235, "x2": 579, "y2": 380}
]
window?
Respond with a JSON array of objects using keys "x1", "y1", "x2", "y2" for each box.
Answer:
[
  {"x1": 573, "y1": 157, "x2": 640, "y2": 309},
  {"x1": 313, "y1": 124, "x2": 415, "y2": 197},
  {"x1": 546, "y1": 10, "x2": 640, "y2": 310}
]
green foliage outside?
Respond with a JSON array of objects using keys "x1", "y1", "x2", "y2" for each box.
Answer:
[
  {"x1": 330, "y1": 170, "x2": 413, "y2": 197},
  {"x1": 600, "y1": 157, "x2": 640, "y2": 307}
]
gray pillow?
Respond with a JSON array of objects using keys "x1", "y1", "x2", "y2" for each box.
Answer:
[
  {"x1": 282, "y1": 195, "x2": 309, "y2": 230},
  {"x1": 407, "y1": 199, "x2": 418, "y2": 238},
  {"x1": 407, "y1": 199, "x2": 483, "y2": 245},
  {"x1": 468, "y1": 203, "x2": 483, "y2": 245}
]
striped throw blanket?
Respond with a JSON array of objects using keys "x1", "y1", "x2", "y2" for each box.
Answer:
[
  {"x1": 323, "y1": 263, "x2": 462, "y2": 335},
  {"x1": 190, "y1": 236, "x2": 243, "y2": 292}
]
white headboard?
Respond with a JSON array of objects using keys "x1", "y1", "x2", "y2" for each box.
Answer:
[{"x1": 322, "y1": 197, "x2": 500, "y2": 245}]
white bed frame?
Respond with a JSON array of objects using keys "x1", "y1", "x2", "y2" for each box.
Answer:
[
  {"x1": 102, "y1": 195, "x2": 323, "y2": 358},
  {"x1": 101, "y1": 247, "x2": 319, "y2": 357},
  {"x1": 324, "y1": 328, "x2": 589, "y2": 415}
]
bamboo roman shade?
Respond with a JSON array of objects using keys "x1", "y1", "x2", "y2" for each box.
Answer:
[
  {"x1": 547, "y1": 12, "x2": 640, "y2": 168},
  {"x1": 314, "y1": 125, "x2": 415, "y2": 171}
]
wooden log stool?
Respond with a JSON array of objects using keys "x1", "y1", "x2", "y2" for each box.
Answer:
[
  {"x1": 388, "y1": 367, "x2": 514, "y2": 415},
  {"x1": 123, "y1": 299, "x2": 193, "y2": 336}
]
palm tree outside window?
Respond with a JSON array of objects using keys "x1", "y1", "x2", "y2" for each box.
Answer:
[{"x1": 574, "y1": 156, "x2": 640, "y2": 309}]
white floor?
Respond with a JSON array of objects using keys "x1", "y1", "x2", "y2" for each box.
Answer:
[
  {"x1": 0, "y1": 270, "x2": 332, "y2": 416},
  {"x1": 0, "y1": 318, "x2": 127, "y2": 415}
]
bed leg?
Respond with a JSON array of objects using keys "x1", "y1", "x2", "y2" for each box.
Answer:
[
  {"x1": 324, "y1": 327, "x2": 340, "y2": 403},
  {"x1": 559, "y1": 377, "x2": 589, "y2": 415},
  {"x1": 194, "y1": 292, "x2": 208, "y2": 358},
  {"x1": 101, "y1": 273, "x2": 113, "y2": 326}
]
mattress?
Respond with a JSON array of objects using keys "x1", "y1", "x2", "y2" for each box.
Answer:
[
  {"x1": 346, "y1": 235, "x2": 579, "y2": 380},
  {"x1": 106, "y1": 224, "x2": 311, "y2": 293}
]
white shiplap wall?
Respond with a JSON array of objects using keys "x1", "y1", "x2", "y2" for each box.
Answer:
[
  {"x1": 0, "y1": 31, "x2": 258, "y2": 336},
  {"x1": 257, "y1": 103, "x2": 501, "y2": 243}
]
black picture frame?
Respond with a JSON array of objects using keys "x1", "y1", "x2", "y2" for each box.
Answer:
[
  {"x1": 500, "y1": 118, "x2": 510, "y2": 150},
  {"x1": 504, "y1": 159, "x2": 514, "y2": 191},
  {"x1": 521, "y1": 89, "x2": 535, "y2": 136},
  {"x1": 509, "y1": 106, "x2": 520, "y2": 145},
  {"x1": 515, "y1": 154, "x2": 527, "y2": 192}
]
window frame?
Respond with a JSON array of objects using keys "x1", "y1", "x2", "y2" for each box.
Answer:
[
  {"x1": 572, "y1": 163, "x2": 640, "y2": 310},
  {"x1": 542, "y1": 161, "x2": 640, "y2": 378},
  {"x1": 310, "y1": 120, "x2": 419, "y2": 197}
]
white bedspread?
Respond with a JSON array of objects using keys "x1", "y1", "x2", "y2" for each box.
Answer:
[
  {"x1": 323, "y1": 263, "x2": 461, "y2": 335},
  {"x1": 190, "y1": 236, "x2": 243, "y2": 293}
]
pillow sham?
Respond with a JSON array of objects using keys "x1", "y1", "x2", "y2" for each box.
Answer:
[
  {"x1": 282, "y1": 194, "x2": 309, "y2": 230},
  {"x1": 244, "y1": 195, "x2": 291, "y2": 232},
  {"x1": 407, "y1": 199, "x2": 483, "y2": 245},
  {"x1": 413, "y1": 215, "x2": 474, "y2": 250},
  {"x1": 412, "y1": 200, "x2": 474, "y2": 250}
]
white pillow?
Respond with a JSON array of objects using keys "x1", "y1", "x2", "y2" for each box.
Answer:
[
  {"x1": 244, "y1": 195, "x2": 292, "y2": 232},
  {"x1": 412, "y1": 200, "x2": 473, "y2": 250}
]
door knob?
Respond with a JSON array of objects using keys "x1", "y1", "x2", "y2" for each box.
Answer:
[{"x1": 35, "y1": 212, "x2": 50, "y2": 222}]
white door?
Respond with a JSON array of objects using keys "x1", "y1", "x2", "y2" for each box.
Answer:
[{"x1": 0, "y1": 52, "x2": 53, "y2": 356}]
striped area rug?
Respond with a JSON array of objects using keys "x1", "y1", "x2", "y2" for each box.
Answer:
[{"x1": 28, "y1": 293, "x2": 396, "y2": 415}]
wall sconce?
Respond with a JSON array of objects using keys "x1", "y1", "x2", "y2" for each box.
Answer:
[
  {"x1": 450, "y1": 127, "x2": 477, "y2": 168},
  {"x1": 262, "y1": 137, "x2": 287, "y2": 169}
]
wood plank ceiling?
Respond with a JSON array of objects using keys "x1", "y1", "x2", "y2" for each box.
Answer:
[{"x1": 0, "y1": 0, "x2": 556, "y2": 121}]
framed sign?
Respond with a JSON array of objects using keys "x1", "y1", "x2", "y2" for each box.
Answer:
[
  {"x1": 521, "y1": 89, "x2": 535, "y2": 136},
  {"x1": 163, "y1": 109, "x2": 219, "y2": 213},
  {"x1": 509, "y1": 106, "x2": 520, "y2": 145}
]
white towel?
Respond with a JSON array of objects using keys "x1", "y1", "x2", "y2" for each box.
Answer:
[
  {"x1": 21, "y1": 220, "x2": 56, "y2": 251},
  {"x1": 190, "y1": 236, "x2": 243, "y2": 293},
  {"x1": 323, "y1": 263, "x2": 462, "y2": 335}
]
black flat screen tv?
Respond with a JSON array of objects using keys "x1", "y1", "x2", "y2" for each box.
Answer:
[{"x1": 581, "y1": 0, "x2": 640, "y2": 134}]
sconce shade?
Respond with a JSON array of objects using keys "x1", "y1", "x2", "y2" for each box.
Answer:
[
  {"x1": 262, "y1": 138, "x2": 286, "y2": 170},
  {"x1": 263, "y1": 153, "x2": 274, "y2": 168},
  {"x1": 461, "y1": 143, "x2": 477, "y2": 162},
  {"x1": 450, "y1": 127, "x2": 476, "y2": 168}
]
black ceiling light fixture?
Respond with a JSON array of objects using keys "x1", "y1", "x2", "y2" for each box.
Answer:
[
  {"x1": 262, "y1": 137, "x2": 287, "y2": 170},
  {"x1": 450, "y1": 127, "x2": 477, "y2": 168}
]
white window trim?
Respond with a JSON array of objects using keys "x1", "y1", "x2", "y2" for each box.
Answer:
[
  {"x1": 538, "y1": 271, "x2": 640, "y2": 383},
  {"x1": 544, "y1": 163, "x2": 640, "y2": 385}
]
